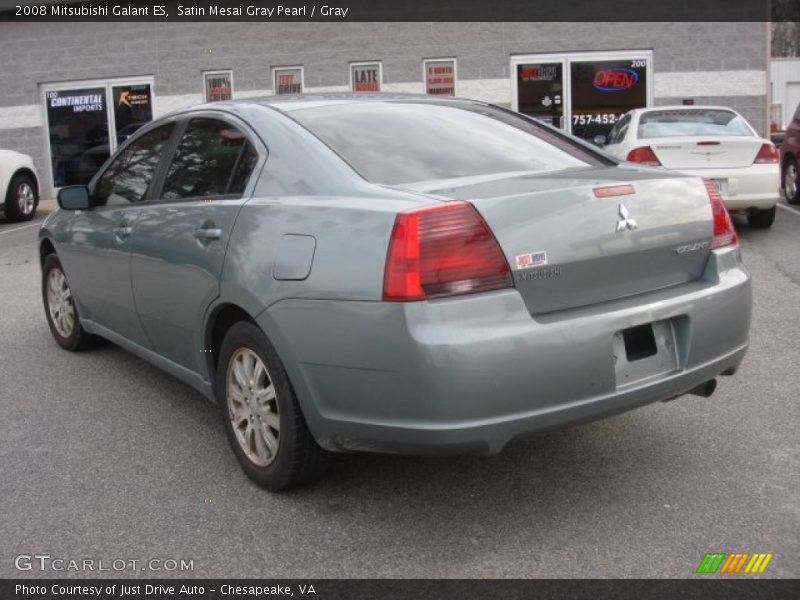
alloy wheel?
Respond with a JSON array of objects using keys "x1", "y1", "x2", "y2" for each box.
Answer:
[
  {"x1": 785, "y1": 162, "x2": 798, "y2": 200},
  {"x1": 47, "y1": 268, "x2": 74, "y2": 338},
  {"x1": 17, "y1": 182, "x2": 35, "y2": 215},
  {"x1": 226, "y1": 348, "x2": 280, "y2": 467}
]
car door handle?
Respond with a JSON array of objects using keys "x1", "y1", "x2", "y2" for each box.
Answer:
[
  {"x1": 112, "y1": 225, "x2": 132, "y2": 237},
  {"x1": 193, "y1": 228, "x2": 222, "y2": 241}
]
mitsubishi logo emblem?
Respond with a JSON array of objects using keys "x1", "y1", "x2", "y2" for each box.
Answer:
[{"x1": 616, "y1": 203, "x2": 638, "y2": 232}]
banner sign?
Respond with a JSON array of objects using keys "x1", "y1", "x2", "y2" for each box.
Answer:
[
  {"x1": 204, "y1": 71, "x2": 233, "y2": 102},
  {"x1": 425, "y1": 59, "x2": 456, "y2": 95},
  {"x1": 112, "y1": 83, "x2": 153, "y2": 142},
  {"x1": 351, "y1": 63, "x2": 381, "y2": 92},
  {"x1": 274, "y1": 67, "x2": 303, "y2": 95}
]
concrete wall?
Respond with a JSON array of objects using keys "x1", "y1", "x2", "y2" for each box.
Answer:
[
  {"x1": 0, "y1": 21, "x2": 769, "y2": 196},
  {"x1": 771, "y1": 58, "x2": 800, "y2": 129}
]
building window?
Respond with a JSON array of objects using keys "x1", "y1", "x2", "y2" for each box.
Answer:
[
  {"x1": 350, "y1": 62, "x2": 382, "y2": 92},
  {"x1": 511, "y1": 50, "x2": 652, "y2": 141},
  {"x1": 203, "y1": 70, "x2": 233, "y2": 102},
  {"x1": 424, "y1": 58, "x2": 457, "y2": 96},
  {"x1": 273, "y1": 66, "x2": 304, "y2": 95},
  {"x1": 42, "y1": 77, "x2": 155, "y2": 188}
]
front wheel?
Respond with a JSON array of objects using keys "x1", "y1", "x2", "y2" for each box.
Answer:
[
  {"x1": 747, "y1": 205, "x2": 776, "y2": 229},
  {"x1": 4, "y1": 173, "x2": 38, "y2": 222},
  {"x1": 216, "y1": 321, "x2": 330, "y2": 491},
  {"x1": 42, "y1": 254, "x2": 94, "y2": 351},
  {"x1": 783, "y1": 157, "x2": 799, "y2": 205}
]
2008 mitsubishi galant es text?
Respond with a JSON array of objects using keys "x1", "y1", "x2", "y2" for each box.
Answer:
[{"x1": 40, "y1": 95, "x2": 752, "y2": 491}]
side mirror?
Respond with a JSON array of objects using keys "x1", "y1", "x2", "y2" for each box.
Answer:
[
  {"x1": 57, "y1": 185, "x2": 90, "y2": 210},
  {"x1": 593, "y1": 134, "x2": 607, "y2": 147}
]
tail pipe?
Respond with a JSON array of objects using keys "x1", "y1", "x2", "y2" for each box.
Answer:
[{"x1": 688, "y1": 379, "x2": 717, "y2": 398}]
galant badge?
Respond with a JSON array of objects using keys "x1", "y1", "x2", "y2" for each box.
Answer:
[{"x1": 616, "y1": 203, "x2": 638, "y2": 232}]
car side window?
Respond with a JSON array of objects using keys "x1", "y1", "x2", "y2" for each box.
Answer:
[
  {"x1": 607, "y1": 114, "x2": 631, "y2": 145},
  {"x1": 93, "y1": 123, "x2": 175, "y2": 206},
  {"x1": 161, "y1": 118, "x2": 256, "y2": 200}
]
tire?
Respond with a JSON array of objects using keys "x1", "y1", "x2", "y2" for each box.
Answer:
[
  {"x1": 4, "y1": 172, "x2": 38, "y2": 222},
  {"x1": 747, "y1": 205, "x2": 776, "y2": 229},
  {"x1": 783, "y1": 157, "x2": 799, "y2": 205},
  {"x1": 42, "y1": 254, "x2": 94, "y2": 351},
  {"x1": 216, "y1": 321, "x2": 330, "y2": 491}
]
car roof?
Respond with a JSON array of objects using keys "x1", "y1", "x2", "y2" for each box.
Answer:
[
  {"x1": 631, "y1": 105, "x2": 742, "y2": 114},
  {"x1": 185, "y1": 93, "x2": 483, "y2": 114}
]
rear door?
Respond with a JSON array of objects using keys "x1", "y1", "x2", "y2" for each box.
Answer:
[{"x1": 129, "y1": 114, "x2": 263, "y2": 372}]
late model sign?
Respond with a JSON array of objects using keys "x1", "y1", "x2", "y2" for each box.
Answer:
[{"x1": 351, "y1": 63, "x2": 381, "y2": 92}]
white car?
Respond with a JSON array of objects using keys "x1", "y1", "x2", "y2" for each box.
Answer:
[
  {"x1": 600, "y1": 106, "x2": 781, "y2": 228},
  {"x1": 1, "y1": 149, "x2": 40, "y2": 222}
]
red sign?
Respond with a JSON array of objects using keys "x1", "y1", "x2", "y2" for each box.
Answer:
[
  {"x1": 425, "y1": 60, "x2": 455, "y2": 95},
  {"x1": 351, "y1": 64, "x2": 381, "y2": 92},
  {"x1": 592, "y1": 68, "x2": 638, "y2": 91},
  {"x1": 274, "y1": 68, "x2": 302, "y2": 95}
]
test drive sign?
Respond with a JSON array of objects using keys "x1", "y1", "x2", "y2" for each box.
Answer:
[
  {"x1": 274, "y1": 67, "x2": 302, "y2": 95},
  {"x1": 351, "y1": 63, "x2": 381, "y2": 92},
  {"x1": 425, "y1": 59, "x2": 455, "y2": 95}
]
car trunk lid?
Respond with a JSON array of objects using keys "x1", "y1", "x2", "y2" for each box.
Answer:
[
  {"x1": 647, "y1": 137, "x2": 763, "y2": 170},
  {"x1": 401, "y1": 167, "x2": 713, "y2": 315}
]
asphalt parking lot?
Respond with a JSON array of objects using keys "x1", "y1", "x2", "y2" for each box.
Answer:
[{"x1": 1, "y1": 201, "x2": 798, "y2": 579}]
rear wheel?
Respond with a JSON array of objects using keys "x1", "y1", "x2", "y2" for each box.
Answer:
[
  {"x1": 216, "y1": 321, "x2": 330, "y2": 491},
  {"x1": 747, "y1": 206, "x2": 776, "y2": 229},
  {"x1": 4, "y1": 173, "x2": 38, "y2": 222},
  {"x1": 783, "y1": 157, "x2": 799, "y2": 205},
  {"x1": 42, "y1": 254, "x2": 94, "y2": 351}
]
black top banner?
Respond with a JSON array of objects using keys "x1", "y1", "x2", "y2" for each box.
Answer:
[{"x1": 0, "y1": 0, "x2": 797, "y2": 22}]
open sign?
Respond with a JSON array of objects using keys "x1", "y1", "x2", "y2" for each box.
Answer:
[{"x1": 593, "y1": 68, "x2": 639, "y2": 92}]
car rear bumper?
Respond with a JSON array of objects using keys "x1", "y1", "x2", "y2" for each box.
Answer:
[
  {"x1": 260, "y1": 247, "x2": 751, "y2": 455},
  {"x1": 675, "y1": 165, "x2": 780, "y2": 210}
]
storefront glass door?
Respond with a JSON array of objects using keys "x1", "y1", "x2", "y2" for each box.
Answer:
[
  {"x1": 512, "y1": 51, "x2": 652, "y2": 142},
  {"x1": 515, "y1": 61, "x2": 565, "y2": 129},
  {"x1": 43, "y1": 78, "x2": 154, "y2": 188}
]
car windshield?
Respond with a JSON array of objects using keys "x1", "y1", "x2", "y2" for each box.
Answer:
[
  {"x1": 290, "y1": 101, "x2": 602, "y2": 185},
  {"x1": 637, "y1": 109, "x2": 754, "y2": 139}
]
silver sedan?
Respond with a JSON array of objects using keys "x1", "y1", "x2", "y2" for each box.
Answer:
[{"x1": 39, "y1": 95, "x2": 751, "y2": 490}]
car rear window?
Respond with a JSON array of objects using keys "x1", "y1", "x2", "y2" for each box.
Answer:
[
  {"x1": 637, "y1": 109, "x2": 754, "y2": 139},
  {"x1": 290, "y1": 101, "x2": 604, "y2": 185}
]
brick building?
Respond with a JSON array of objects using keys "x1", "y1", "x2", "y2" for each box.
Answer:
[{"x1": 0, "y1": 21, "x2": 771, "y2": 197}]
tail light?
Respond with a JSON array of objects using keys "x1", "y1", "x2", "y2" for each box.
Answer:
[
  {"x1": 703, "y1": 179, "x2": 737, "y2": 249},
  {"x1": 753, "y1": 143, "x2": 779, "y2": 164},
  {"x1": 383, "y1": 201, "x2": 512, "y2": 302},
  {"x1": 626, "y1": 146, "x2": 661, "y2": 166}
]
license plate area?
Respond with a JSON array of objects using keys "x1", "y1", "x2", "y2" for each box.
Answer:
[
  {"x1": 613, "y1": 319, "x2": 682, "y2": 389},
  {"x1": 711, "y1": 178, "x2": 727, "y2": 195}
]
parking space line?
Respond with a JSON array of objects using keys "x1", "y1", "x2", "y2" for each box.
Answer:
[
  {"x1": 0, "y1": 222, "x2": 40, "y2": 236},
  {"x1": 777, "y1": 203, "x2": 800, "y2": 217}
]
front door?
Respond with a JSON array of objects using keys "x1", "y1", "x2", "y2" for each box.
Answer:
[
  {"x1": 515, "y1": 61, "x2": 565, "y2": 129},
  {"x1": 43, "y1": 79, "x2": 155, "y2": 189},
  {"x1": 130, "y1": 115, "x2": 262, "y2": 372},
  {"x1": 57, "y1": 122, "x2": 177, "y2": 347}
]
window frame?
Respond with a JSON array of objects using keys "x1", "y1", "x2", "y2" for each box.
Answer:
[
  {"x1": 88, "y1": 109, "x2": 266, "y2": 209},
  {"x1": 88, "y1": 119, "x2": 181, "y2": 209}
]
